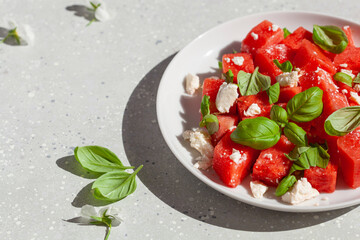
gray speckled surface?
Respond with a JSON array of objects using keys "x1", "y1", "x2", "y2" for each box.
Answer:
[{"x1": 1, "y1": 0, "x2": 360, "y2": 239}]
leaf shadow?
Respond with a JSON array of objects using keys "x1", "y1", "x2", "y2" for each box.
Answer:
[
  {"x1": 122, "y1": 52, "x2": 358, "y2": 232},
  {"x1": 66, "y1": 5, "x2": 95, "y2": 22}
]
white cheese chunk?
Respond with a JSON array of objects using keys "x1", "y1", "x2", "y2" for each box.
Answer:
[
  {"x1": 215, "y1": 83, "x2": 238, "y2": 113},
  {"x1": 224, "y1": 57, "x2": 230, "y2": 63},
  {"x1": 350, "y1": 91, "x2": 360, "y2": 104},
  {"x1": 339, "y1": 63, "x2": 348, "y2": 68},
  {"x1": 281, "y1": 178, "x2": 319, "y2": 205},
  {"x1": 271, "y1": 24, "x2": 279, "y2": 31},
  {"x1": 251, "y1": 32, "x2": 259, "y2": 40},
  {"x1": 342, "y1": 89, "x2": 348, "y2": 94},
  {"x1": 250, "y1": 181, "x2": 268, "y2": 199},
  {"x1": 229, "y1": 148, "x2": 242, "y2": 164},
  {"x1": 243, "y1": 103, "x2": 261, "y2": 117},
  {"x1": 353, "y1": 84, "x2": 360, "y2": 92},
  {"x1": 344, "y1": 25, "x2": 350, "y2": 30},
  {"x1": 183, "y1": 128, "x2": 214, "y2": 169},
  {"x1": 185, "y1": 73, "x2": 200, "y2": 95},
  {"x1": 276, "y1": 71, "x2": 300, "y2": 87},
  {"x1": 341, "y1": 69, "x2": 356, "y2": 79},
  {"x1": 232, "y1": 56, "x2": 244, "y2": 66}
]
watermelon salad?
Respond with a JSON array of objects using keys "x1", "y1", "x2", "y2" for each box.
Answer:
[{"x1": 183, "y1": 20, "x2": 360, "y2": 205}]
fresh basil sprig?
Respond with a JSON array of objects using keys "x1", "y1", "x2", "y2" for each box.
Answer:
[
  {"x1": 199, "y1": 95, "x2": 219, "y2": 135},
  {"x1": 333, "y1": 72, "x2": 353, "y2": 87},
  {"x1": 238, "y1": 67, "x2": 271, "y2": 96},
  {"x1": 230, "y1": 117, "x2": 281, "y2": 150},
  {"x1": 312, "y1": 25, "x2": 348, "y2": 54},
  {"x1": 283, "y1": 28, "x2": 291, "y2": 38},
  {"x1": 324, "y1": 106, "x2": 360, "y2": 136},
  {"x1": 267, "y1": 82, "x2": 280, "y2": 104},
  {"x1": 74, "y1": 146, "x2": 134, "y2": 173},
  {"x1": 275, "y1": 175, "x2": 297, "y2": 196},
  {"x1": 273, "y1": 59, "x2": 293, "y2": 73},
  {"x1": 286, "y1": 87, "x2": 323, "y2": 122},
  {"x1": 92, "y1": 165, "x2": 143, "y2": 201},
  {"x1": 270, "y1": 105, "x2": 288, "y2": 127}
]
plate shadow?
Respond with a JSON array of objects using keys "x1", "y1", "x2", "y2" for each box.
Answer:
[{"x1": 122, "y1": 53, "x2": 357, "y2": 232}]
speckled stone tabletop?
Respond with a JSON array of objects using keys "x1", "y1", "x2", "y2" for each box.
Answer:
[{"x1": 1, "y1": 0, "x2": 360, "y2": 239}]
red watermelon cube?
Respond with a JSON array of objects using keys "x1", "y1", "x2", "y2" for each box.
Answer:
[
  {"x1": 222, "y1": 53, "x2": 254, "y2": 83},
  {"x1": 278, "y1": 86, "x2": 302, "y2": 103},
  {"x1": 241, "y1": 20, "x2": 284, "y2": 56},
  {"x1": 282, "y1": 27, "x2": 313, "y2": 50},
  {"x1": 304, "y1": 161, "x2": 338, "y2": 193},
  {"x1": 213, "y1": 130, "x2": 260, "y2": 187},
  {"x1": 236, "y1": 91, "x2": 272, "y2": 120},
  {"x1": 337, "y1": 127, "x2": 360, "y2": 188},
  {"x1": 342, "y1": 26, "x2": 355, "y2": 47},
  {"x1": 333, "y1": 46, "x2": 360, "y2": 72},
  {"x1": 252, "y1": 136, "x2": 295, "y2": 186},
  {"x1": 211, "y1": 114, "x2": 239, "y2": 145}
]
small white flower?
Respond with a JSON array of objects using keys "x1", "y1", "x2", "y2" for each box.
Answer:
[
  {"x1": 80, "y1": 204, "x2": 122, "y2": 226},
  {"x1": 2, "y1": 21, "x2": 35, "y2": 46},
  {"x1": 88, "y1": 1, "x2": 111, "y2": 23}
]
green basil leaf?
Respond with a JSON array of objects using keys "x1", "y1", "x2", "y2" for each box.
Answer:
[
  {"x1": 297, "y1": 151, "x2": 311, "y2": 169},
  {"x1": 354, "y1": 73, "x2": 360, "y2": 84},
  {"x1": 284, "y1": 146, "x2": 300, "y2": 161},
  {"x1": 333, "y1": 72, "x2": 353, "y2": 87},
  {"x1": 224, "y1": 69, "x2": 234, "y2": 83},
  {"x1": 283, "y1": 122, "x2": 308, "y2": 146},
  {"x1": 270, "y1": 104, "x2": 288, "y2": 127},
  {"x1": 92, "y1": 165, "x2": 143, "y2": 201},
  {"x1": 283, "y1": 28, "x2": 291, "y2": 38},
  {"x1": 218, "y1": 61, "x2": 223, "y2": 69},
  {"x1": 287, "y1": 87, "x2": 323, "y2": 122},
  {"x1": 199, "y1": 114, "x2": 219, "y2": 135},
  {"x1": 314, "y1": 144, "x2": 330, "y2": 168},
  {"x1": 200, "y1": 95, "x2": 210, "y2": 117},
  {"x1": 273, "y1": 59, "x2": 293, "y2": 73},
  {"x1": 267, "y1": 82, "x2": 280, "y2": 104},
  {"x1": 275, "y1": 175, "x2": 297, "y2": 196},
  {"x1": 238, "y1": 67, "x2": 271, "y2": 96},
  {"x1": 312, "y1": 25, "x2": 348, "y2": 54},
  {"x1": 233, "y1": 49, "x2": 238, "y2": 54},
  {"x1": 74, "y1": 146, "x2": 133, "y2": 173},
  {"x1": 324, "y1": 106, "x2": 360, "y2": 136},
  {"x1": 297, "y1": 146, "x2": 311, "y2": 155},
  {"x1": 230, "y1": 117, "x2": 281, "y2": 150},
  {"x1": 289, "y1": 163, "x2": 306, "y2": 174}
]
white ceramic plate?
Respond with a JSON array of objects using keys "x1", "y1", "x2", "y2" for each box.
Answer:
[{"x1": 156, "y1": 11, "x2": 360, "y2": 212}]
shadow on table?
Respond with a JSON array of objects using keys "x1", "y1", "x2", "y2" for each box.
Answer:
[
  {"x1": 122, "y1": 53, "x2": 357, "y2": 232},
  {"x1": 66, "y1": 5, "x2": 94, "y2": 23}
]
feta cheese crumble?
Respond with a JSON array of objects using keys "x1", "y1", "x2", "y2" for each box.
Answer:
[
  {"x1": 251, "y1": 32, "x2": 259, "y2": 40},
  {"x1": 276, "y1": 71, "x2": 300, "y2": 87},
  {"x1": 243, "y1": 103, "x2": 261, "y2": 117},
  {"x1": 342, "y1": 89, "x2": 348, "y2": 94},
  {"x1": 183, "y1": 128, "x2": 214, "y2": 169},
  {"x1": 185, "y1": 73, "x2": 200, "y2": 95},
  {"x1": 341, "y1": 69, "x2": 356, "y2": 79},
  {"x1": 215, "y1": 83, "x2": 238, "y2": 113},
  {"x1": 281, "y1": 178, "x2": 319, "y2": 205},
  {"x1": 229, "y1": 148, "x2": 242, "y2": 164},
  {"x1": 271, "y1": 24, "x2": 279, "y2": 31},
  {"x1": 339, "y1": 63, "x2": 348, "y2": 68},
  {"x1": 224, "y1": 57, "x2": 230, "y2": 63},
  {"x1": 250, "y1": 181, "x2": 268, "y2": 199},
  {"x1": 344, "y1": 25, "x2": 349, "y2": 30},
  {"x1": 232, "y1": 56, "x2": 244, "y2": 66},
  {"x1": 350, "y1": 91, "x2": 360, "y2": 104},
  {"x1": 354, "y1": 84, "x2": 360, "y2": 92}
]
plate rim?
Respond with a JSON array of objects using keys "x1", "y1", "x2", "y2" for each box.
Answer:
[{"x1": 156, "y1": 11, "x2": 360, "y2": 212}]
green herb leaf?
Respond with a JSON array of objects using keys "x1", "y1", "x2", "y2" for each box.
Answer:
[
  {"x1": 287, "y1": 87, "x2": 323, "y2": 122},
  {"x1": 324, "y1": 106, "x2": 360, "y2": 136},
  {"x1": 283, "y1": 28, "x2": 292, "y2": 38},
  {"x1": 333, "y1": 72, "x2": 353, "y2": 87},
  {"x1": 199, "y1": 114, "x2": 219, "y2": 135},
  {"x1": 92, "y1": 165, "x2": 143, "y2": 201},
  {"x1": 283, "y1": 122, "x2": 308, "y2": 146},
  {"x1": 218, "y1": 61, "x2": 223, "y2": 69},
  {"x1": 74, "y1": 146, "x2": 133, "y2": 173},
  {"x1": 224, "y1": 69, "x2": 234, "y2": 83},
  {"x1": 267, "y1": 83, "x2": 280, "y2": 104},
  {"x1": 233, "y1": 49, "x2": 238, "y2": 54},
  {"x1": 275, "y1": 175, "x2": 297, "y2": 196},
  {"x1": 200, "y1": 95, "x2": 210, "y2": 117},
  {"x1": 314, "y1": 144, "x2": 330, "y2": 168},
  {"x1": 354, "y1": 73, "x2": 360, "y2": 84},
  {"x1": 270, "y1": 104, "x2": 288, "y2": 127},
  {"x1": 230, "y1": 117, "x2": 281, "y2": 150},
  {"x1": 238, "y1": 67, "x2": 271, "y2": 96},
  {"x1": 273, "y1": 59, "x2": 293, "y2": 73},
  {"x1": 312, "y1": 25, "x2": 348, "y2": 54}
]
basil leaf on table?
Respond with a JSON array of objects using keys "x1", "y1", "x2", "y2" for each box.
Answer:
[
  {"x1": 283, "y1": 28, "x2": 291, "y2": 38},
  {"x1": 312, "y1": 25, "x2": 348, "y2": 54},
  {"x1": 333, "y1": 72, "x2": 353, "y2": 87},
  {"x1": 74, "y1": 146, "x2": 133, "y2": 173},
  {"x1": 286, "y1": 87, "x2": 323, "y2": 122},
  {"x1": 199, "y1": 114, "x2": 219, "y2": 135},
  {"x1": 354, "y1": 73, "x2": 360, "y2": 84},
  {"x1": 267, "y1": 82, "x2": 280, "y2": 104},
  {"x1": 273, "y1": 59, "x2": 293, "y2": 73},
  {"x1": 270, "y1": 104, "x2": 288, "y2": 127},
  {"x1": 324, "y1": 106, "x2": 360, "y2": 136},
  {"x1": 283, "y1": 122, "x2": 308, "y2": 146},
  {"x1": 238, "y1": 67, "x2": 271, "y2": 96},
  {"x1": 275, "y1": 175, "x2": 297, "y2": 196},
  {"x1": 200, "y1": 95, "x2": 210, "y2": 117},
  {"x1": 230, "y1": 117, "x2": 281, "y2": 150},
  {"x1": 92, "y1": 165, "x2": 143, "y2": 201}
]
